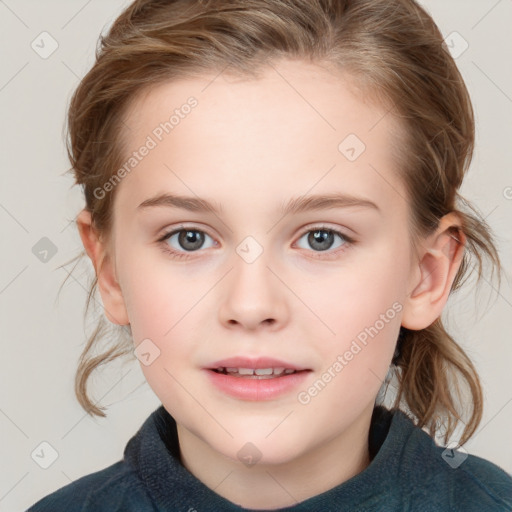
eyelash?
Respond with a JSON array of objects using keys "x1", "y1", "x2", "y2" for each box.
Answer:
[{"x1": 156, "y1": 224, "x2": 356, "y2": 261}]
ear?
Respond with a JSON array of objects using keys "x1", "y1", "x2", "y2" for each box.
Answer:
[
  {"x1": 401, "y1": 212, "x2": 466, "y2": 330},
  {"x1": 76, "y1": 209, "x2": 129, "y2": 326}
]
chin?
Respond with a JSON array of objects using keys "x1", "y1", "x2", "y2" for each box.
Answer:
[{"x1": 213, "y1": 434, "x2": 308, "y2": 468}]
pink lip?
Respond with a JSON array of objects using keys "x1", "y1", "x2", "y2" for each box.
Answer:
[
  {"x1": 203, "y1": 356, "x2": 312, "y2": 401},
  {"x1": 206, "y1": 356, "x2": 308, "y2": 371}
]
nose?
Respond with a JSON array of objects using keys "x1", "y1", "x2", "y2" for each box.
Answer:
[{"x1": 217, "y1": 249, "x2": 289, "y2": 331}]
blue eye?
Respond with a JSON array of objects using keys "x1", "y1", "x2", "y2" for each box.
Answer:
[
  {"x1": 296, "y1": 227, "x2": 352, "y2": 253},
  {"x1": 159, "y1": 228, "x2": 215, "y2": 258},
  {"x1": 157, "y1": 225, "x2": 354, "y2": 261}
]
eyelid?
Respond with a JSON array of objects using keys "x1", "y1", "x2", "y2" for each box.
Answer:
[
  {"x1": 296, "y1": 221, "x2": 354, "y2": 237},
  {"x1": 157, "y1": 223, "x2": 216, "y2": 241}
]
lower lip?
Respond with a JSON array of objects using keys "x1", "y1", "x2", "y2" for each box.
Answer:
[{"x1": 204, "y1": 369, "x2": 311, "y2": 400}]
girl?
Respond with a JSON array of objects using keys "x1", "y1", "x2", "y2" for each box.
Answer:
[{"x1": 28, "y1": 0, "x2": 512, "y2": 510}]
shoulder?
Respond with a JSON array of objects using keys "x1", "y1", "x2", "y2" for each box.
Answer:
[
  {"x1": 393, "y1": 411, "x2": 512, "y2": 511},
  {"x1": 26, "y1": 460, "x2": 155, "y2": 512},
  {"x1": 455, "y1": 452, "x2": 512, "y2": 507}
]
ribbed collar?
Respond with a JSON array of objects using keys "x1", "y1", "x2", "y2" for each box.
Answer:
[{"x1": 124, "y1": 404, "x2": 413, "y2": 511}]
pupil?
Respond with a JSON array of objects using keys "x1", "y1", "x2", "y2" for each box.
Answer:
[
  {"x1": 179, "y1": 230, "x2": 204, "y2": 251},
  {"x1": 309, "y1": 230, "x2": 333, "y2": 251}
]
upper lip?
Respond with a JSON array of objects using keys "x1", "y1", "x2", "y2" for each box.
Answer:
[{"x1": 206, "y1": 356, "x2": 310, "y2": 371}]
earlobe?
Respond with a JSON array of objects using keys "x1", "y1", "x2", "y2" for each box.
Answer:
[
  {"x1": 76, "y1": 209, "x2": 130, "y2": 326},
  {"x1": 401, "y1": 213, "x2": 466, "y2": 330}
]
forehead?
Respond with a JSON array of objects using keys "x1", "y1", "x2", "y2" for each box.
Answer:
[{"x1": 115, "y1": 59, "x2": 407, "y2": 218}]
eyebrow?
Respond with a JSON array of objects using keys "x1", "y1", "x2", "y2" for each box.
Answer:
[{"x1": 137, "y1": 192, "x2": 381, "y2": 215}]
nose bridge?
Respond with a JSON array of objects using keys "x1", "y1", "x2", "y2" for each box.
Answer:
[
  {"x1": 230, "y1": 235, "x2": 276, "y2": 302},
  {"x1": 217, "y1": 235, "x2": 288, "y2": 329},
  {"x1": 233, "y1": 239, "x2": 272, "y2": 292}
]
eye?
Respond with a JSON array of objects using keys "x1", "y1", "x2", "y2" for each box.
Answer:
[
  {"x1": 295, "y1": 226, "x2": 353, "y2": 255},
  {"x1": 158, "y1": 227, "x2": 216, "y2": 258},
  {"x1": 157, "y1": 224, "x2": 355, "y2": 261}
]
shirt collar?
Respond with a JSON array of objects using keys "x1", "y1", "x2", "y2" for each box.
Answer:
[{"x1": 124, "y1": 403, "x2": 413, "y2": 510}]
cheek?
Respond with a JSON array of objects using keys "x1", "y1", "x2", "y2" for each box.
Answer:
[
  {"x1": 122, "y1": 266, "x2": 203, "y2": 412},
  {"x1": 307, "y1": 247, "x2": 405, "y2": 339},
  {"x1": 117, "y1": 249, "x2": 209, "y2": 386},
  {"x1": 118, "y1": 244, "x2": 201, "y2": 340},
  {"x1": 304, "y1": 249, "x2": 405, "y2": 395}
]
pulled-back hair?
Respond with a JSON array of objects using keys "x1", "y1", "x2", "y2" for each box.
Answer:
[{"x1": 61, "y1": 0, "x2": 502, "y2": 446}]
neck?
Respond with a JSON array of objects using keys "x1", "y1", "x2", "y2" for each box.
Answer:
[{"x1": 176, "y1": 406, "x2": 374, "y2": 509}]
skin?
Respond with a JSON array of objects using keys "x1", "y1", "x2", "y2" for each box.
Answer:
[{"x1": 77, "y1": 59, "x2": 465, "y2": 509}]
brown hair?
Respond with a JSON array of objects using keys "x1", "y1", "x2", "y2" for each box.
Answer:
[{"x1": 60, "y1": 0, "x2": 502, "y2": 446}]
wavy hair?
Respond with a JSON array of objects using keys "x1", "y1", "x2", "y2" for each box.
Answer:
[{"x1": 59, "y1": 0, "x2": 502, "y2": 446}]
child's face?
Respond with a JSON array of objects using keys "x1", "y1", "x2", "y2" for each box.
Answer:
[{"x1": 111, "y1": 59, "x2": 415, "y2": 465}]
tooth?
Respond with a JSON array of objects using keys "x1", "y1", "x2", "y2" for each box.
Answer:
[
  {"x1": 284, "y1": 369, "x2": 295, "y2": 374},
  {"x1": 226, "y1": 367, "x2": 238, "y2": 373},
  {"x1": 255, "y1": 368, "x2": 273, "y2": 376},
  {"x1": 238, "y1": 368, "x2": 255, "y2": 375},
  {"x1": 273, "y1": 367, "x2": 285, "y2": 375},
  {"x1": 216, "y1": 367, "x2": 224, "y2": 372}
]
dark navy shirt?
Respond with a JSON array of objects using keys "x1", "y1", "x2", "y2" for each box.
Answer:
[{"x1": 27, "y1": 404, "x2": 512, "y2": 511}]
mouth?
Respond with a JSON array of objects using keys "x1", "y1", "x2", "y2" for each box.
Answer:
[
  {"x1": 204, "y1": 357, "x2": 312, "y2": 400},
  {"x1": 210, "y1": 367, "x2": 304, "y2": 379}
]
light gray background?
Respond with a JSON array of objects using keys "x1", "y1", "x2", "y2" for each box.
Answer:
[{"x1": 1, "y1": 1, "x2": 511, "y2": 510}]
